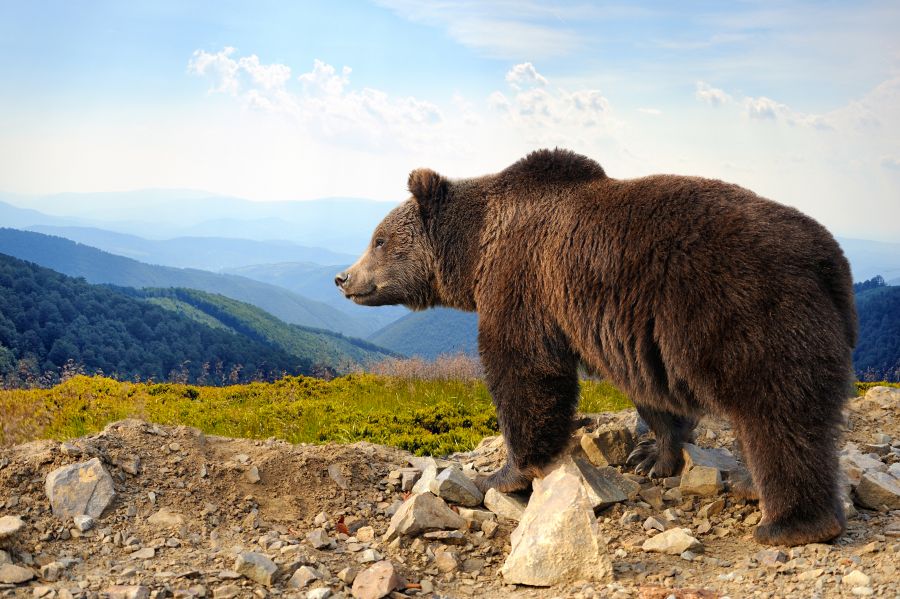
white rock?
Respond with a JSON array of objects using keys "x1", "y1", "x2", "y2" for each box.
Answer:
[
  {"x1": 307, "y1": 528, "x2": 333, "y2": 549},
  {"x1": 0, "y1": 563, "x2": 34, "y2": 584},
  {"x1": 679, "y1": 466, "x2": 723, "y2": 496},
  {"x1": 307, "y1": 588, "x2": 332, "y2": 599},
  {"x1": 457, "y1": 507, "x2": 495, "y2": 524},
  {"x1": 500, "y1": 465, "x2": 613, "y2": 586},
  {"x1": 45, "y1": 458, "x2": 116, "y2": 519},
  {"x1": 842, "y1": 570, "x2": 870, "y2": 587},
  {"x1": 483, "y1": 488, "x2": 527, "y2": 521},
  {"x1": 383, "y1": 493, "x2": 466, "y2": 541},
  {"x1": 0, "y1": 516, "x2": 25, "y2": 540},
  {"x1": 642, "y1": 528, "x2": 703, "y2": 555},
  {"x1": 411, "y1": 460, "x2": 438, "y2": 495},
  {"x1": 73, "y1": 515, "x2": 95, "y2": 532},
  {"x1": 351, "y1": 560, "x2": 400, "y2": 599},
  {"x1": 428, "y1": 466, "x2": 483, "y2": 506},
  {"x1": 234, "y1": 552, "x2": 277, "y2": 586}
]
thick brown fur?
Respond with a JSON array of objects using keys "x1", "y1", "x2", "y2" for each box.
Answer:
[{"x1": 336, "y1": 148, "x2": 857, "y2": 547}]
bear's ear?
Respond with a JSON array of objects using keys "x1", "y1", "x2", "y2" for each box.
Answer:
[{"x1": 408, "y1": 168, "x2": 448, "y2": 217}]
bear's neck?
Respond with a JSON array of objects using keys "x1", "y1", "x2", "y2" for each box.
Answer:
[{"x1": 430, "y1": 192, "x2": 484, "y2": 312}]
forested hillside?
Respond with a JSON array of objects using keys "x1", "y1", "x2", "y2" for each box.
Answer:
[
  {"x1": 134, "y1": 288, "x2": 398, "y2": 371},
  {"x1": 0, "y1": 228, "x2": 375, "y2": 336},
  {"x1": 854, "y1": 278, "x2": 900, "y2": 381},
  {"x1": 369, "y1": 307, "x2": 479, "y2": 359},
  {"x1": 0, "y1": 254, "x2": 307, "y2": 385}
]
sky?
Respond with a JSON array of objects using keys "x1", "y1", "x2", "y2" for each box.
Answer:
[{"x1": 0, "y1": 0, "x2": 898, "y2": 241}]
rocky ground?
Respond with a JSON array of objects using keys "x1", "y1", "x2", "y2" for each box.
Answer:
[{"x1": 1, "y1": 386, "x2": 899, "y2": 599}]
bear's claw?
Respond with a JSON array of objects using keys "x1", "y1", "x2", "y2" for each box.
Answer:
[
  {"x1": 625, "y1": 439, "x2": 681, "y2": 478},
  {"x1": 475, "y1": 462, "x2": 532, "y2": 494}
]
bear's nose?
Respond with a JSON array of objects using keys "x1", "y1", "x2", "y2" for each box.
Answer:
[{"x1": 334, "y1": 272, "x2": 350, "y2": 288}]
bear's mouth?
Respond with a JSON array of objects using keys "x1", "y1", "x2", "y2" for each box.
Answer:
[{"x1": 345, "y1": 286, "x2": 377, "y2": 301}]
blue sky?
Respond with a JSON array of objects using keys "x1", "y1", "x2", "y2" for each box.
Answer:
[{"x1": 1, "y1": 1, "x2": 898, "y2": 240}]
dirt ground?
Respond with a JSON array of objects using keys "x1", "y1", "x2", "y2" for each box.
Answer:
[{"x1": 1, "y1": 389, "x2": 899, "y2": 599}]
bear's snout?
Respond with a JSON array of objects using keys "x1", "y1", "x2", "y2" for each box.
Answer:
[{"x1": 334, "y1": 271, "x2": 350, "y2": 288}]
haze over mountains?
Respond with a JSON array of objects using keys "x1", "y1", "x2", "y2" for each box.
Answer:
[{"x1": 2, "y1": 188, "x2": 900, "y2": 374}]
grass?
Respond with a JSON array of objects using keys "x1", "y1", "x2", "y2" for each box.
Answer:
[{"x1": 0, "y1": 374, "x2": 632, "y2": 456}]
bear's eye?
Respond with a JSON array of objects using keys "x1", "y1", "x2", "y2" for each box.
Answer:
[{"x1": 374, "y1": 238, "x2": 385, "y2": 249}]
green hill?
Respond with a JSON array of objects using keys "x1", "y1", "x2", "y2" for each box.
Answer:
[
  {"x1": 368, "y1": 308, "x2": 479, "y2": 359},
  {"x1": 0, "y1": 253, "x2": 307, "y2": 385},
  {"x1": 854, "y1": 281, "x2": 900, "y2": 381},
  {"x1": 0, "y1": 228, "x2": 376, "y2": 337},
  {"x1": 134, "y1": 288, "x2": 398, "y2": 372}
]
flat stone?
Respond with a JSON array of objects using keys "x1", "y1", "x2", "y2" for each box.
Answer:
[
  {"x1": 679, "y1": 466, "x2": 723, "y2": 496},
  {"x1": 755, "y1": 549, "x2": 787, "y2": 566},
  {"x1": 501, "y1": 464, "x2": 613, "y2": 586},
  {"x1": 0, "y1": 515, "x2": 25, "y2": 540},
  {"x1": 423, "y1": 530, "x2": 466, "y2": 545},
  {"x1": 639, "y1": 485, "x2": 665, "y2": 510},
  {"x1": 428, "y1": 465, "x2": 483, "y2": 506},
  {"x1": 234, "y1": 551, "x2": 277, "y2": 586},
  {"x1": 147, "y1": 508, "x2": 185, "y2": 529},
  {"x1": 854, "y1": 472, "x2": 900, "y2": 510},
  {"x1": 483, "y1": 488, "x2": 527, "y2": 521},
  {"x1": 103, "y1": 586, "x2": 150, "y2": 599},
  {"x1": 45, "y1": 458, "x2": 116, "y2": 519},
  {"x1": 383, "y1": 492, "x2": 466, "y2": 541},
  {"x1": 351, "y1": 560, "x2": 401, "y2": 599},
  {"x1": 681, "y1": 444, "x2": 741, "y2": 476},
  {"x1": 0, "y1": 563, "x2": 34, "y2": 584},
  {"x1": 212, "y1": 585, "x2": 241, "y2": 599},
  {"x1": 642, "y1": 528, "x2": 702, "y2": 555},
  {"x1": 457, "y1": 507, "x2": 495, "y2": 524},
  {"x1": 571, "y1": 457, "x2": 629, "y2": 509},
  {"x1": 308, "y1": 589, "x2": 332, "y2": 599},
  {"x1": 698, "y1": 499, "x2": 725, "y2": 520},
  {"x1": 287, "y1": 565, "x2": 323, "y2": 589},
  {"x1": 841, "y1": 445, "x2": 888, "y2": 474},
  {"x1": 580, "y1": 423, "x2": 634, "y2": 466},
  {"x1": 132, "y1": 547, "x2": 155, "y2": 560},
  {"x1": 434, "y1": 551, "x2": 459, "y2": 572}
]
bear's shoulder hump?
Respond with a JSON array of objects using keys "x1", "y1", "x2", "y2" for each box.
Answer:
[{"x1": 500, "y1": 148, "x2": 606, "y2": 185}]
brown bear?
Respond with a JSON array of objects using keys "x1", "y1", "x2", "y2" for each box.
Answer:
[{"x1": 335, "y1": 149, "x2": 857, "y2": 547}]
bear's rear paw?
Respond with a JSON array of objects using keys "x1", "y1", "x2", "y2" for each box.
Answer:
[
  {"x1": 476, "y1": 462, "x2": 532, "y2": 494},
  {"x1": 754, "y1": 512, "x2": 845, "y2": 546},
  {"x1": 729, "y1": 470, "x2": 760, "y2": 501},
  {"x1": 625, "y1": 439, "x2": 681, "y2": 478}
]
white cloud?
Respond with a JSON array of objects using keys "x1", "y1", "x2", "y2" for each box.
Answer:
[
  {"x1": 695, "y1": 81, "x2": 732, "y2": 106},
  {"x1": 638, "y1": 107, "x2": 662, "y2": 116},
  {"x1": 189, "y1": 49, "x2": 442, "y2": 150},
  {"x1": 505, "y1": 62, "x2": 548, "y2": 89},
  {"x1": 880, "y1": 156, "x2": 900, "y2": 170},
  {"x1": 745, "y1": 96, "x2": 781, "y2": 120}
]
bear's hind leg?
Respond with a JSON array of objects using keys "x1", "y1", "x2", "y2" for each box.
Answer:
[
  {"x1": 735, "y1": 411, "x2": 845, "y2": 546},
  {"x1": 626, "y1": 405, "x2": 696, "y2": 478}
]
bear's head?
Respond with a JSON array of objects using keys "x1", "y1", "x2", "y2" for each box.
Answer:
[{"x1": 334, "y1": 168, "x2": 448, "y2": 310}]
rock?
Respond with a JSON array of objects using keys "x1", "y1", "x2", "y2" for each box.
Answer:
[
  {"x1": 428, "y1": 465, "x2": 483, "y2": 506},
  {"x1": 500, "y1": 464, "x2": 613, "y2": 586},
  {"x1": 481, "y1": 519, "x2": 499, "y2": 538},
  {"x1": 383, "y1": 492, "x2": 466, "y2": 541},
  {"x1": 114, "y1": 454, "x2": 141, "y2": 476},
  {"x1": 288, "y1": 565, "x2": 323, "y2": 589},
  {"x1": 132, "y1": 547, "x2": 155, "y2": 560},
  {"x1": 639, "y1": 485, "x2": 665, "y2": 510},
  {"x1": 642, "y1": 528, "x2": 703, "y2": 555},
  {"x1": 45, "y1": 458, "x2": 116, "y2": 519},
  {"x1": 434, "y1": 551, "x2": 459, "y2": 572},
  {"x1": 0, "y1": 563, "x2": 34, "y2": 584},
  {"x1": 244, "y1": 466, "x2": 260, "y2": 484},
  {"x1": 698, "y1": 499, "x2": 725, "y2": 520},
  {"x1": 580, "y1": 423, "x2": 634, "y2": 466},
  {"x1": 0, "y1": 515, "x2": 25, "y2": 540},
  {"x1": 73, "y1": 514, "x2": 95, "y2": 532},
  {"x1": 147, "y1": 508, "x2": 185, "y2": 529},
  {"x1": 843, "y1": 570, "x2": 870, "y2": 587},
  {"x1": 328, "y1": 463, "x2": 349, "y2": 489},
  {"x1": 338, "y1": 566, "x2": 359, "y2": 584},
  {"x1": 359, "y1": 548, "x2": 382, "y2": 563},
  {"x1": 842, "y1": 445, "x2": 888, "y2": 474},
  {"x1": 400, "y1": 469, "x2": 421, "y2": 492},
  {"x1": 234, "y1": 551, "x2": 277, "y2": 586},
  {"x1": 307, "y1": 528, "x2": 333, "y2": 549},
  {"x1": 457, "y1": 507, "x2": 495, "y2": 524},
  {"x1": 643, "y1": 516, "x2": 667, "y2": 532},
  {"x1": 571, "y1": 457, "x2": 629, "y2": 509},
  {"x1": 356, "y1": 526, "x2": 376, "y2": 542},
  {"x1": 755, "y1": 549, "x2": 787, "y2": 566},
  {"x1": 889, "y1": 463, "x2": 900, "y2": 479},
  {"x1": 411, "y1": 460, "x2": 438, "y2": 495},
  {"x1": 865, "y1": 386, "x2": 900, "y2": 406},
  {"x1": 351, "y1": 560, "x2": 401, "y2": 599},
  {"x1": 213, "y1": 585, "x2": 241, "y2": 599},
  {"x1": 681, "y1": 444, "x2": 741, "y2": 476},
  {"x1": 103, "y1": 586, "x2": 150, "y2": 599},
  {"x1": 855, "y1": 472, "x2": 900, "y2": 510},
  {"x1": 0, "y1": 549, "x2": 9, "y2": 565},
  {"x1": 308, "y1": 588, "x2": 332, "y2": 599},
  {"x1": 679, "y1": 466, "x2": 723, "y2": 496},
  {"x1": 423, "y1": 530, "x2": 466, "y2": 545},
  {"x1": 483, "y1": 488, "x2": 527, "y2": 521}
]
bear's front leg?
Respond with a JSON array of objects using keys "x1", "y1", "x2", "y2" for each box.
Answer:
[{"x1": 475, "y1": 329, "x2": 580, "y2": 494}]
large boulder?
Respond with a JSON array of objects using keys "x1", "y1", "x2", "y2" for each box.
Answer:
[
  {"x1": 45, "y1": 458, "x2": 116, "y2": 519},
  {"x1": 383, "y1": 493, "x2": 466, "y2": 541}
]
